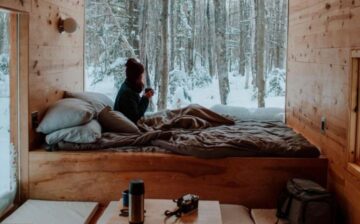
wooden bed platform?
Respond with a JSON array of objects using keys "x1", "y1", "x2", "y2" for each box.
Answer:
[{"x1": 29, "y1": 150, "x2": 328, "y2": 208}]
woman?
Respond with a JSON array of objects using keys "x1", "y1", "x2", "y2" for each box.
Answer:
[{"x1": 114, "y1": 58, "x2": 154, "y2": 123}]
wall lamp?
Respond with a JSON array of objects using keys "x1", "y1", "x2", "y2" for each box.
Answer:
[{"x1": 58, "y1": 17, "x2": 78, "y2": 33}]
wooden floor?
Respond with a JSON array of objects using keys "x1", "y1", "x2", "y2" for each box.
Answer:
[{"x1": 28, "y1": 150, "x2": 328, "y2": 208}]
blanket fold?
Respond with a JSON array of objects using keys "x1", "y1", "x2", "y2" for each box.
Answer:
[{"x1": 137, "y1": 104, "x2": 234, "y2": 131}]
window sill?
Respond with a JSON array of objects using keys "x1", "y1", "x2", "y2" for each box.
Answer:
[
  {"x1": 0, "y1": 203, "x2": 15, "y2": 222},
  {"x1": 347, "y1": 163, "x2": 360, "y2": 179}
]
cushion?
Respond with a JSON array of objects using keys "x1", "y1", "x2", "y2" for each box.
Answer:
[
  {"x1": 98, "y1": 106, "x2": 140, "y2": 133},
  {"x1": 36, "y1": 98, "x2": 96, "y2": 134},
  {"x1": 210, "y1": 104, "x2": 284, "y2": 122},
  {"x1": 46, "y1": 120, "x2": 102, "y2": 145},
  {"x1": 64, "y1": 91, "x2": 114, "y2": 113},
  {"x1": 2, "y1": 200, "x2": 98, "y2": 224},
  {"x1": 220, "y1": 204, "x2": 254, "y2": 224},
  {"x1": 251, "y1": 209, "x2": 289, "y2": 224},
  {"x1": 97, "y1": 201, "x2": 118, "y2": 224}
]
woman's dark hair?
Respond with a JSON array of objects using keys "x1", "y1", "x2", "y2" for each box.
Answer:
[{"x1": 125, "y1": 58, "x2": 145, "y2": 92}]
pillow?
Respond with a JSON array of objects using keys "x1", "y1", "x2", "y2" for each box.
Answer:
[
  {"x1": 46, "y1": 120, "x2": 102, "y2": 145},
  {"x1": 36, "y1": 98, "x2": 96, "y2": 134},
  {"x1": 64, "y1": 91, "x2": 114, "y2": 113},
  {"x1": 210, "y1": 104, "x2": 284, "y2": 121},
  {"x1": 98, "y1": 106, "x2": 140, "y2": 133}
]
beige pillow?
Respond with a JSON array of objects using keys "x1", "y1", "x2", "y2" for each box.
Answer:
[
  {"x1": 45, "y1": 120, "x2": 102, "y2": 145},
  {"x1": 98, "y1": 107, "x2": 140, "y2": 133},
  {"x1": 36, "y1": 98, "x2": 96, "y2": 134}
]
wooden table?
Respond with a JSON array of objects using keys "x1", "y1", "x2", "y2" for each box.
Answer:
[{"x1": 106, "y1": 199, "x2": 223, "y2": 224}]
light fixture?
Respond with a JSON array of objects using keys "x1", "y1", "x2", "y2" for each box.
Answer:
[{"x1": 58, "y1": 17, "x2": 77, "y2": 33}]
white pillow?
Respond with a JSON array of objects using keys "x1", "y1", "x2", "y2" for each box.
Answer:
[
  {"x1": 46, "y1": 120, "x2": 102, "y2": 145},
  {"x1": 37, "y1": 98, "x2": 96, "y2": 134},
  {"x1": 64, "y1": 91, "x2": 114, "y2": 113},
  {"x1": 98, "y1": 106, "x2": 140, "y2": 133},
  {"x1": 210, "y1": 104, "x2": 284, "y2": 121}
]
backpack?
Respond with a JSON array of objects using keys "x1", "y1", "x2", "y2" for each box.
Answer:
[{"x1": 276, "y1": 178, "x2": 335, "y2": 224}]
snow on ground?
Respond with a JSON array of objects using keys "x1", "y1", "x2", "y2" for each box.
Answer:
[
  {"x1": 189, "y1": 72, "x2": 285, "y2": 109},
  {"x1": 85, "y1": 73, "x2": 118, "y2": 101},
  {"x1": 85, "y1": 70, "x2": 285, "y2": 110}
]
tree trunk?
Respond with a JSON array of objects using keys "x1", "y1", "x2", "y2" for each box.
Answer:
[
  {"x1": 251, "y1": 0, "x2": 257, "y2": 86},
  {"x1": 170, "y1": 0, "x2": 176, "y2": 71},
  {"x1": 187, "y1": 0, "x2": 196, "y2": 74},
  {"x1": 0, "y1": 16, "x2": 4, "y2": 54},
  {"x1": 145, "y1": 56, "x2": 155, "y2": 111},
  {"x1": 139, "y1": 0, "x2": 149, "y2": 63},
  {"x1": 238, "y1": 0, "x2": 246, "y2": 77},
  {"x1": 279, "y1": 0, "x2": 288, "y2": 69},
  {"x1": 206, "y1": 0, "x2": 215, "y2": 77},
  {"x1": 157, "y1": 0, "x2": 170, "y2": 110},
  {"x1": 213, "y1": 0, "x2": 229, "y2": 105},
  {"x1": 255, "y1": 0, "x2": 265, "y2": 108},
  {"x1": 128, "y1": 0, "x2": 140, "y2": 57}
]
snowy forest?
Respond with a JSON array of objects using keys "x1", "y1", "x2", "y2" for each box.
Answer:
[
  {"x1": 89, "y1": 0, "x2": 287, "y2": 111},
  {"x1": 0, "y1": 12, "x2": 11, "y2": 196}
]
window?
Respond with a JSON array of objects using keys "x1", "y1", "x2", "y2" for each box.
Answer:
[
  {"x1": 85, "y1": 0, "x2": 288, "y2": 111},
  {"x1": 0, "y1": 11, "x2": 18, "y2": 215}
]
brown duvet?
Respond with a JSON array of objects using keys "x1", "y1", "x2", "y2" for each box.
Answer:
[{"x1": 55, "y1": 104, "x2": 320, "y2": 158}]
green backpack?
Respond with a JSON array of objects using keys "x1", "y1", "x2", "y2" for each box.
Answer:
[{"x1": 276, "y1": 178, "x2": 335, "y2": 224}]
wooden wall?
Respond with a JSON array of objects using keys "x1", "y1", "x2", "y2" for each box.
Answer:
[
  {"x1": 0, "y1": 0, "x2": 85, "y2": 200},
  {"x1": 0, "y1": 0, "x2": 31, "y2": 12},
  {"x1": 287, "y1": 0, "x2": 360, "y2": 223},
  {"x1": 1, "y1": 0, "x2": 86, "y2": 148},
  {"x1": 28, "y1": 0, "x2": 85, "y2": 148}
]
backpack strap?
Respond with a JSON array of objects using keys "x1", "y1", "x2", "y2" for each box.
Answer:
[{"x1": 276, "y1": 188, "x2": 293, "y2": 219}]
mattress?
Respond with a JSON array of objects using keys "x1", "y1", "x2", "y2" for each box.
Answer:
[{"x1": 54, "y1": 120, "x2": 320, "y2": 158}]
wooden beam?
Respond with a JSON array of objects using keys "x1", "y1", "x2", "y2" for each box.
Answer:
[
  {"x1": 348, "y1": 58, "x2": 359, "y2": 163},
  {"x1": 18, "y1": 13, "x2": 30, "y2": 202}
]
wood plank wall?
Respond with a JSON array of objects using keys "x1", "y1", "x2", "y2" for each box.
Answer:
[
  {"x1": 0, "y1": 0, "x2": 84, "y2": 199},
  {"x1": 1, "y1": 0, "x2": 85, "y2": 148},
  {"x1": 0, "y1": 0, "x2": 31, "y2": 12},
  {"x1": 287, "y1": 0, "x2": 360, "y2": 223},
  {"x1": 28, "y1": 0, "x2": 85, "y2": 148}
]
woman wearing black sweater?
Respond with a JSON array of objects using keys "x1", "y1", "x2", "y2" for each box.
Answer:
[{"x1": 114, "y1": 58, "x2": 154, "y2": 123}]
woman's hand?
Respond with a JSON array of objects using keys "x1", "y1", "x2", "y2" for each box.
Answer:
[{"x1": 144, "y1": 88, "x2": 154, "y2": 99}]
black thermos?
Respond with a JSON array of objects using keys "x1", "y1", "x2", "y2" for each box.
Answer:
[{"x1": 129, "y1": 179, "x2": 145, "y2": 224}]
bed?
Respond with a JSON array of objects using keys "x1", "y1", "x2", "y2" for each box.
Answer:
[
  {"x1": 30, "y1": 104, "x2": 326, "y2": 207},
  {"x1": 29, "y1": 150, "x2": 327, "y2": 208},
  {"x1": 51, "y1": 105, "x2": 320, "y2": 158}
]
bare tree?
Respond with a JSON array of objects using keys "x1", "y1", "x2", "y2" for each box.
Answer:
[
  {"x1": 139, "y1": 0, "x2": 149, "y2": 63},
  {"x1": 157, "y1": 0, "x2": 170, "y2": 110},
  {"x1": 213, "y1": 0, "x2": 229, "y2": 105},
  {"x1": 170, "y1": 0, "x2": 176, "y2": 70},
  {"x1": 255, "y1": 0, "x2": 265, "y2": 107},
  {"x1": 206, "y1": 0, "x2": 215, "y2": 77},
  {"x1": 239, "y1": 0, "x2": 246, "y2": 77},
  {"x1": 127, "y1": 0, "x2": 140, "y2": 57}
]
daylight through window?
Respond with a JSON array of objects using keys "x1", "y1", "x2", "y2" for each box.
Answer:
[
  {"x1": 85, "y1": 0, "x2": 288, "y2": 111},
  {"x1": 0, "y1": 11, "x2": 17, "y2": 214}
]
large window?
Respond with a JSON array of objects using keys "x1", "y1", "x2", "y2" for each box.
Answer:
[
  {"x1": 0, "y1": 11, "x2": 18, "y2": 215},
  {"x1": 85, "y1": 0, "x2": 288, "y2": 111}
]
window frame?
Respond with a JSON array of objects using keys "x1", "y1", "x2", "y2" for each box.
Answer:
[
  {"x1": 348, "y1": 50, "x2": 360, "y2": 171},
  {"x1": 0, "y1": 9, "x2": 29, "y2": 220}
]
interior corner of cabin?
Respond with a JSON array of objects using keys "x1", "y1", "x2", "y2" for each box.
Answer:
[{"x1": 0, "y1": 0, "x2": 359, "y2": 223}]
